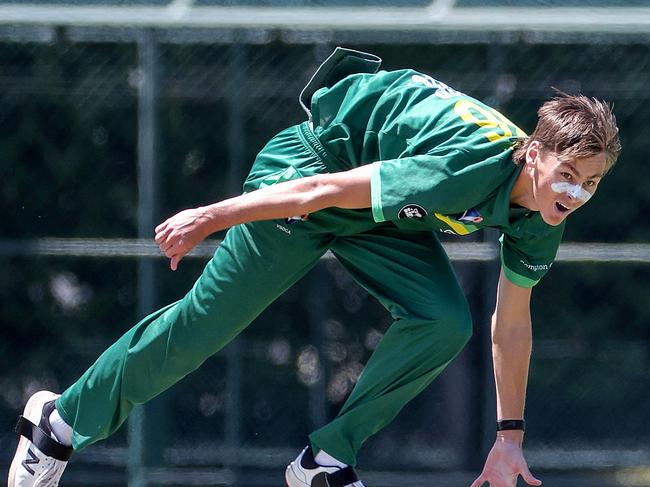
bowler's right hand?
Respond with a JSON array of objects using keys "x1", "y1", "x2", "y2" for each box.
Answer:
[{"x1": 154, "y1": 207, "x2": 211, "y2": 271}]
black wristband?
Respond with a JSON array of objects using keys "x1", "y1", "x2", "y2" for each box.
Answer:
[{"x1": 496, "y1": 419, "x2": 526, "y2": 431}]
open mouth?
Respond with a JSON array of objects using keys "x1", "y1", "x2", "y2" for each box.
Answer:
[{"x1": 555, "y1": 202, "x2": 570, "y2": 213}]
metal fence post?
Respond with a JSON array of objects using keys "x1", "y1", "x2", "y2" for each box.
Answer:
[
  {"x1": 307, "y1": 264, "x2": 329, "y2": 431},
  {"x1": 306, "y1": 41, "x2": 332, "y2": 435},
  {"x1": 224, "y1": 39, "x2": 247, "y2": 480},
  {"x1": 128, "y1": 28, "x2": 160, "y2": 487}
]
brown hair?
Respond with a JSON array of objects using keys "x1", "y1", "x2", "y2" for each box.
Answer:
[{"x1": 513, "y1": 91, "x2": 621, "y2": 172}]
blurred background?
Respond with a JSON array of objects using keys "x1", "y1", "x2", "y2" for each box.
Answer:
[{"x1": 1, "y1": 0, "x2": 649, "y2": 486}]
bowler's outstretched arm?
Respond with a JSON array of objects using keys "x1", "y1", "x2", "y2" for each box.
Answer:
[{"x1": 154, "y1": 164, "x2": 374, "y2": 270}]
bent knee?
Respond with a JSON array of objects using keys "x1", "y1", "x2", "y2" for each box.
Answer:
[{"x1": 421, "y1": 300, "x2": 473, "y2": 350}]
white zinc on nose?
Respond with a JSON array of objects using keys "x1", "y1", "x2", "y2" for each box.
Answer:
[{"x1": 551, "y1": 182, "x2": 593, "y2": 203}]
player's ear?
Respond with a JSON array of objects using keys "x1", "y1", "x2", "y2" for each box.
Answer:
[{"x1": 525, "y1": 140, "x2": 542, "y2": 168}]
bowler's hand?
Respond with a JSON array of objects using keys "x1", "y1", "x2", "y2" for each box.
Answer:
[
  {"x1": 470, "y1": 438, "x2": 542, "y2": 487},
  {"x1": 155, "y1": 207, "x2": 210, "y2": 271}
]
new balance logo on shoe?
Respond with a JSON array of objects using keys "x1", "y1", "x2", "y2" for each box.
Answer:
[
  {"x1": 21, "y1": 448, "x2": 39, "y2": 476},
  {"x1": 8, "y1": 391, "x2": 73, "y2": 487}
]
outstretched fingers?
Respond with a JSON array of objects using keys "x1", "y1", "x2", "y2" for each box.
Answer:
[
  {"x1": 469, "y1": 470, "x2": 541, "y2": 487},
  {"x1": 470, "y1": 476, "x2": 486, "y2": 487},
  {"x1": 521, "y1": 467, "x2": 542, "y2": 486}
]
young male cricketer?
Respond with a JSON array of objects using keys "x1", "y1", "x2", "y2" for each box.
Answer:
[{"x1": 10, "y1": 47, "x2": 620, "y2": 487}]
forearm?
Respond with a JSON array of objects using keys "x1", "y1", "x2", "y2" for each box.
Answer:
[
  {"x1": 197, "y1": 166, "x2": 373, "y2": 236},
  {"x1": 473, "y1": 274, "x2": 541, "y2": 487},
  {"x1": 491, "y1": 314, "x2": 532, "y2": 444},
  {"x1": 199, "y1": 177, "x2": 329, "y2": 233},
  {"x1": 490, "y1": 271, "x2": 534, "y2": 446},
  {"x1": 154, "y1": 165, "x2": 372, "y2": 270}
]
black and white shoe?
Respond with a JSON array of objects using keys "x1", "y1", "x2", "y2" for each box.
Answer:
[
  {"x1": 285, "y1": 446, "x2": 365, "y2": 487},
  {"x1": 8, "y1": 391, "x2": 73, "y2": 487}
]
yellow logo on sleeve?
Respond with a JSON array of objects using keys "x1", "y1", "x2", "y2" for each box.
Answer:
[{"x1": 434, "y1": 211, "x2": 481, "y2": 235}]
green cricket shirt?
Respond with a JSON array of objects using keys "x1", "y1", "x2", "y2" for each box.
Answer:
[{"x1": 304, "y1": 48, "x2": 565, "y2": 287}]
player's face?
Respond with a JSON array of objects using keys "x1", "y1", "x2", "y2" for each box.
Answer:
[{"x1": 531, "y1": 144, "x2": 607, "y2": 226}]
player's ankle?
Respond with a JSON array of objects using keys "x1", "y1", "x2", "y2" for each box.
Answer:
[
  {"x1": 49, "y1": 408, "x2": 73, "y2": 447},
  {"x1": 314, "y1": 449, "x2": 348, "y2": 468}
]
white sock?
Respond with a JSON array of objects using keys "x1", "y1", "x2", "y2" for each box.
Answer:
[
  {"x1": 49, "y1": 408, "x2": 73, "y2": 447},
  {"x1": 314, "y1": 450, "x2": 365, "y2": 487},
  {"x1": 314, "y1": 450, "x2": 348, "y2": 469}
]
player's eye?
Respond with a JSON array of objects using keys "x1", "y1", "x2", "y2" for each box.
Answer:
[
  {"x1": 584, "y1": 180, "x2": 596, "y2": 188},
  {"x1": 561, "y1": 172, "x2": 573, "y2": 181}
]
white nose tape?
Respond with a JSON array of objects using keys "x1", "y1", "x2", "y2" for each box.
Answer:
[{"x1": 551, "y1": 182, "x2": 593, "y2": 203}]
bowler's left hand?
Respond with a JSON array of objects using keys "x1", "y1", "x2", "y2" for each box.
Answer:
[{"x1": 470, "y1": 438, "x2": 542, "y2": 487}]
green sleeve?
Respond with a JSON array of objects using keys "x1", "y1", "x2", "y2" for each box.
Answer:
[
  {"x1": 369, "y1": 148, "x2": 514, "y2": 223},
  {"x1": 500, "y1": 221, "x2": 566, "y2": 287}
]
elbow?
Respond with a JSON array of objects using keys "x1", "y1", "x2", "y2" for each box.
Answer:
[
  {"x1": 301, "y1": 174, "x2": 331, "y2": 213},
  {"x1": 299, "y1": 174, "x2": 339, "y2": 211},
  {"x1": 300, "y1": 176, "x2": 324, "y2": 200}
]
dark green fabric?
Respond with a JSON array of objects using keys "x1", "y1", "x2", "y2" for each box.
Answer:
[
  {"x1": 57, "y1": 124, "x2": 470, "y2": 460},
  {"x1": 310, "y1": 227, "x2": 472, "y2": 465},
  {"x1": 306, "y1": 56, "x2": 564, "y2": 285},
  {"x1": 56, "y1": 52, "x2": 566, "y2": 458}
]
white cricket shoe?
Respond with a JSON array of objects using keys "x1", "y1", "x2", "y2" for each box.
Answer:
[
  {"x1": 285, "y1": 446, "x2": 365, "y2": 487},
  {"x1": 8, "y1": 391, "x2": 73, "y2": 487}
]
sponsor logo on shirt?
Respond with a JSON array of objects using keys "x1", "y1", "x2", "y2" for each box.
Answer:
[
  {"x1": 398, "y1": 204, "x2": 428, "y2": 219},
  {"x1": 519, "y1": 260, "x2": 552, "y2": 272},
  {"x1": 276, "y1": 224, "x2": 292, "y2": 235}
]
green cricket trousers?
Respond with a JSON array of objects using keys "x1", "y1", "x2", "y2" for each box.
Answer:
[{"x1": 56, "y1": 122, "x2": 473, "y2": 466}]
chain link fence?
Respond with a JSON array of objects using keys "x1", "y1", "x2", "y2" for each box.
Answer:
[{"x1": 1, "y1": 26, "x2": 649, "y2": 487}]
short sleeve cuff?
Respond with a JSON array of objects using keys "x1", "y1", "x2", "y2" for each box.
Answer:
[
  {"x1": 499, "y1": 235, "x2": 546, "y2": 288},
  {"x1": 502, "y1": 264, "x2": 539, "y2": 288},
  {"x1": 370, "y1": 161, "x2": 386, "y2": 222}
]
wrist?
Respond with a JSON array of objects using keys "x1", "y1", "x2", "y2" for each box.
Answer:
[
  {"x1": 496, "y1": 418, "x2": 525, "y2": 446},
  {"x1": 497, "y1": 419, "x2": 526, "y2": 432},
  {"x1": 496, "y1": 429, "x2": 524, "y2": 444},
  {"x1": 200, "y1": 204, "x2": 227, "y2": 235}
]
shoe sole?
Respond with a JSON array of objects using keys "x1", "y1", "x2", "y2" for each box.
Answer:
[{"x1": 7, "y1": 391, "x2": 60, "y2": 487}]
